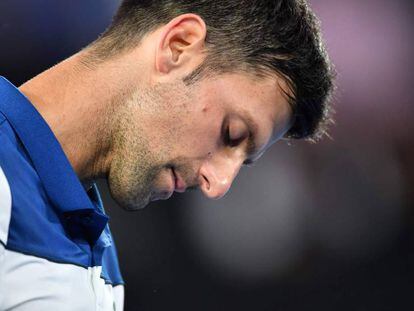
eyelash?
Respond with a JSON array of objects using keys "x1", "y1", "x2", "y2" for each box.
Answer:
[
  {"x1": 225, "y1": 126, "x2": 255, "y2": 168},
  {"x1": 224, "y1": 126, "x2": 234, "y2": 146}
]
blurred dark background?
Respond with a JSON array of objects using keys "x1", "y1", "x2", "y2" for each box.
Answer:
[{"x1": 1, "y1": 1, "x2": 414, "y2": 310}]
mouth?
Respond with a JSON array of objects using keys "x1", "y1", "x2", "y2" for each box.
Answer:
[
  {"x1": 151, "y1": 167, "x2": 186, "y2": 202},
  {"x1": 171, "y1": 167, "x2": 186, "y2": 193}
]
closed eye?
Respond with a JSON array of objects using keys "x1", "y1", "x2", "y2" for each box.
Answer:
[
  {"x1": 225, "y1": 123, "x2": 249, "y2": 148},
  {"x1": 224, "y1": 126, "x2": 242, "y2": 147},
  {"x1": 222, "y1": 115, "x2": 259, "y2": 167}
]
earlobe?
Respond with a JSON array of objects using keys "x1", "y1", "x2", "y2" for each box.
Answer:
[{"x1": 155, "y1": 13, "x2": 207, "y2": 75}]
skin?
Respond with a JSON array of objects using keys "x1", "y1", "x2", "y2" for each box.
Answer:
[{"x1": 19, "y1": 14, "x2": 292, "y2": 210}]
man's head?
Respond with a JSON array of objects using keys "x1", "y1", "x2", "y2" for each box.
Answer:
[{"x1": 83, "y1": 0, "x2": 334, "y2": 210}]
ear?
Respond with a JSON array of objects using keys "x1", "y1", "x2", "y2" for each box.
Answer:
[{"x1": 155, "y1": 13, "x2": 207, "y2": 76}]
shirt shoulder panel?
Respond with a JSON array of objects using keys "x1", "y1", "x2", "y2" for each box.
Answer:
[
  {"x1": 0, "y1": 164, "x2": 12, "y2": 245},
  {"x1": 0, "y1": 118, "x2": 91, "y2": 267},
  {"x1": 0, "y1": 112, "x2": 6, "y2": 125},
  {"x1": 0, "y1": 120, "x2": 14, "y2": 245}
]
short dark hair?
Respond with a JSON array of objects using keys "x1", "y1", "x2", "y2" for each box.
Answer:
[{"x1": 88, "y1": 0, "x2": 335, "y2": 141}]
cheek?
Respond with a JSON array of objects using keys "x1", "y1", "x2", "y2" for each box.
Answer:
[
  {"x1": 176, "y1": 116, "x2": 221, "y2": 156},
  {"x1": 142, "y1": 101, "x2": 222, "y2": 159}
]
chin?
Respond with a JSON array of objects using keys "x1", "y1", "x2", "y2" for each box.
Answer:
[
  {"x1": 121, "y1": 198, "x2": 150, "y2": 211},
  {"x1": 116, "y1": 192, "x2": 150, "y2": 211},
  {"x1": 107, "y1": 180, "x2": 151, "y2": 211},
  {"x1": 107, "y1": 161, "x2": 172, "y2": 211}
]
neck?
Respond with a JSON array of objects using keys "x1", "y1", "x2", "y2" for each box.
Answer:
[{"x1": 18, "y1": 52, "x2": 136, "y2": 181}]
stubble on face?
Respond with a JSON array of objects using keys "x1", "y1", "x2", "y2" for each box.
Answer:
[{"x1": 107, "y1": 80, "x2": 193, "y2": 210}]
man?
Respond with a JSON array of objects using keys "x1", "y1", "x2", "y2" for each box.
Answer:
[{"x1": 0, "y1": 0, "x2": 333, "y2": 310}]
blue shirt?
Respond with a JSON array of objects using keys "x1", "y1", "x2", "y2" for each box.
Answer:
[{"x1": 0, "y1": 76, "x2": 124, "y2": 310}]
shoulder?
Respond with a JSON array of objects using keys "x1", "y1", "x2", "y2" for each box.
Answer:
[
  {"x1": 0, "y1": 160, "x2": 12, "y2": 246},
  {"x1": 0, "y1": 116, "x2": 26, "y2": 172},
  {"x1": 0, "y1": 114, "x2": 17, "y2": 247},
  {"x1": 0, "y1": 113, "x2": 16, "y2": 149},
  {"x1": 0, "y1": 117, "x2": 15, "y2": 220},
  {"x1": 0, "y1": 111, "x2": 6, "y2": 126}
]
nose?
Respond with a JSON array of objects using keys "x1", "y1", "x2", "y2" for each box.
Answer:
[{"x1": 198, "y1": 154, "x2": 243, "y2": 200}]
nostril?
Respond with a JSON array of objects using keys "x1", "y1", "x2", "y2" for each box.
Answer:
[{"x1": 201, "y1": 174, "x2": 210, "y2": 191}]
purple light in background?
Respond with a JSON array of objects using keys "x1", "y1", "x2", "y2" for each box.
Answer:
[{"x1": 310, "y1": 0, "x2": 413, "y2": 128}]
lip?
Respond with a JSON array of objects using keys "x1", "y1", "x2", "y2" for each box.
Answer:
[
  {"x1": 151, "y1": 169, "x2": 176, "y2": 201},
  {"x1": 172, "y1": 168, "x2": 186, "y2": 193}
]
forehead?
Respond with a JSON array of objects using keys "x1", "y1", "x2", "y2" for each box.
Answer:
[
  {"x1": 201, "y1": 72, "x2": 292, "y2": 129},
  {"x1": 202, "y1": 71, "x2": 290, "y2": 106}
]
